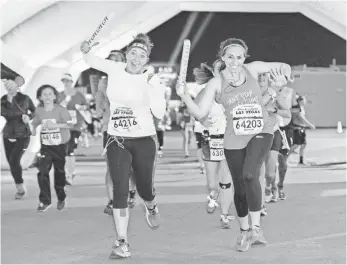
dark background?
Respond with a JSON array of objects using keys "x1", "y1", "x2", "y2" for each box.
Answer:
[{"x1": 148, "y1": 12, "x2": 346, "y2": 81}]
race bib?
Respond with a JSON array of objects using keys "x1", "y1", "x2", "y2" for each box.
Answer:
[
  {"x1": 111, "y1": 107, "x2": 138, "y2": 133},
  {"x1": 232, "y1": 104, "x2": 264, "y2": 135},
  {"x1": 209, "y1": 138, "x2": 225, "y2": 161},
  {"x1": 68, "y1": 110, "x2": 77, "y2": 124},
  {"x1": 41, "y1": 119, "x2": 62, "y2": 146}
]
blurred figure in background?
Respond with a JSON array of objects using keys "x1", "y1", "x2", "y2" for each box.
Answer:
[
  {"x1": 57, "y1": 73, "x2": 89, "y2": 185},
  {"x1": 1, "y1": 79, "x2": 35, "y2": 199},
  {"x1": 288, "y1": 95, "x2": 315, "y2": 165},
  {"x1": 178, "y1": 100, "x2": 195, "y2": 157}
]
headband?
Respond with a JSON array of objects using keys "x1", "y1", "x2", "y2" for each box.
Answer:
[
  {"x1": 129, "y1": 42, "x2": 148, "y2": 53},
  {"x1": 223, "y1": 43, "x2": 247, "y2": 52}
]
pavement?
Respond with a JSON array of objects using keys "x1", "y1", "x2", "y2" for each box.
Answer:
[{"x1": 1, "y1": 129, "x2": 346, "y2": 264}]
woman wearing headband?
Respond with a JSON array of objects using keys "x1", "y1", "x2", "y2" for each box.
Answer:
[
  {"x1": 81, "y1": 33, "x2": 166, "y2": 259},
  {"x1": 177, "y1": 38, "x2": 292, "y2": 252}
]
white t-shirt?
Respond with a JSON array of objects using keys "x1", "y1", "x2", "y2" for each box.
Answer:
[{"x1": 84, "y1": 53, "x2": 166, "y2": 137}]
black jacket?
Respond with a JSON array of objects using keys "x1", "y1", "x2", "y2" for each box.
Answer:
[{"x1": 1, "y1": 92, "x2": 35, "y2": 139}]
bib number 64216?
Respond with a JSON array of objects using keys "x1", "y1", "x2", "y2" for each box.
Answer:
[{"x1": 114, "y1": 118, "x2": 137, "y2": 129}]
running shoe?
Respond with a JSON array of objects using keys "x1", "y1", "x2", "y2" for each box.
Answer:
[
  {"x1": 278, "y1": 188, "x2": 286, "y2": 200},
  {"x1": 104, "y1": 200, "x2": 113, "y2": 215},
  {"x1": 250, "y1": 226, "x2": 267, "y2": 247},
  {"x1": 128, "y1": 191, "x2": 136, "y2": 209},
  {"x1": 144, "y1": 204, "x2": 160, "y2": 230},
  {"x1": 270, "y1": 188, "x2": 278, "y2": 202},
  {"x1": 109, "y1": 239, "x2": 131, "y2": 259},
  {"x1": 260, "y1": 205, "x2": 267, "y2": 217},
  {"x1": 206, "y1": 193, "x2": 219, "y2": 214},
  {"x1": 235, "y1": 229, "x2": 251, "y2": 252},
  {"x1": 220, "y1": 214, "x2": 231, "y2": 229},
  {"x1": 37, "y1": 202, "x2": 52, "y2": 212},
  {"x1": 264, "y1": 186, "x2": 272, "y2": 203},
  {"x1": 57, "y1": 200, "x2": 66, "y2": 210}
]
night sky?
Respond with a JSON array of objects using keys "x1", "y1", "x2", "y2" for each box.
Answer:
[{"x1": 147, "y1": 12, "x2": 346, "y2": 82}]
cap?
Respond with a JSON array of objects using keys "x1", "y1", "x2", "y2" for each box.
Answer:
[{"x1": 61, "y1": 73, "x2": 73, "y2": 82}]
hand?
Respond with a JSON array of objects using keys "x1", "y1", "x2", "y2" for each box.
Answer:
[
  {"x1": 22, "y1": 114, "x2": 30, "y2": 124},
  {"x1": 265, "y1": 105, "x2": 277, "y2": 113},
  {"x1": 200, "y1": 115, "x2": 218, "y2": 128},
  {"x1": 309, "y1": 124, "x2": 316, "y2": 130},
  {"x1": 269, "y1": 68, "x2": 287, "y2": 87},
  {"x1": 42, "y1": 120, "x2": 56, "y2": 129},
  {"x1": 175, "y1": 80, "x2": 189, "y2": 98},
  {"x1": 80, "y1": 41, "x2": 99, "y2": 54},
  {"x1": 31, "y1": 129, "x2": 36, "y2": 136}
]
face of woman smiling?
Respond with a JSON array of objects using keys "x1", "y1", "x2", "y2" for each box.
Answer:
[
  {"x1": 125, "y1": 47, "x2": 148, "y2": 74},
  {"x1": 222, "y1": 45, "x2": 246, "y2": 74}
]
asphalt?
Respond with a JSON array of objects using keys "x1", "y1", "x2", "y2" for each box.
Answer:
[{"x1": 1, "y1": 129, "x2": 346, "y2": 264}]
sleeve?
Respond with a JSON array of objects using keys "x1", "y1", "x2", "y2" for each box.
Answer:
[
  {"x1": 148, "y1": 74, "x2": 166, "y2": 119},
  {"x1": 26, "y1": 96, "x2": 36, "y2": 119},
  {"x1": 60, "y1": 106, "x2": 72, "y2": 123},
  {"x1": 31, "y1": 109, "x2": 41, "y2": 128},
  {"x1": 83, "y1": 52, "x2": 115, "y2": 75},
  {"x1": 95, "y1": 80, "x2": 107, "y2": 118}
]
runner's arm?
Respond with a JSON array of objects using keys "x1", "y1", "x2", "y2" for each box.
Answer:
[
  {"x1": 181, "y1": 78, "x2": 219, "y2": 120},
  {"x1": 246, "y1": 61, "x2": 292, "y2": 81},
  {"x1": 148, "y1": 75, "x2": 166, "y2": 119}
]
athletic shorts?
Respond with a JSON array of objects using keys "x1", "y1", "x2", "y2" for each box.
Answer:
[
  {"x1": 201, "y1": 132, "x2": 225, "y2": 162},
  {"x1": 270, "y1": 130, "x2": 282, "y2": 152},
  {"x1": 66, "y1": 130, "x2": 81, "y2": 155},
  {"x1": 293, "y1": 128, "x2": 306, "y2": 145},
  {"x1": 195, "y1": 132, "x2": 203, "y2": 149}
]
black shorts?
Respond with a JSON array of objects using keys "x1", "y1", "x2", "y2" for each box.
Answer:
[
  {"x1": 270, "y1": 130, "x2": 282, "y2": 152},
  {"x1": 293, "y1": 128, "x2": 306, "y2": 145},
  {"x1": 195, "y1": 132, "x2": 203, "y2": 149},
  {"x1": 66, "y1": 130, "x2": 81, "y2": 155},
  {"x1": 279, "y1": 126, "x2": 294, "y2": 156},
  {"x1": 201, "y1": 133, "x2": 225, "y2": 162}
]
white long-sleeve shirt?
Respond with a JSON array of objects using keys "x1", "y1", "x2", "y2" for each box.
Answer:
[{"x1": 84, "y1": 52, "x2": 166, "y2": 137}]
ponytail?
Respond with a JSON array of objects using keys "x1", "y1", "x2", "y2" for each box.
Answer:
[{"x1": 193, "y1": 59, "x2": 226, "y2": 85}]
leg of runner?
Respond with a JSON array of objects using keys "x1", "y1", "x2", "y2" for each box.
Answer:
[
  {"x1": 195, "y1": 133, "x2": 205, "y2": 174},
  {"x1": 277, "y1": 153, "x2": 288, "y2": 200},
  {"x1": 65, "y1": 130, "x2": 81, "y2": 185},
  {"x1": 225, "y1": 133, "x2": 273, "y2": 252},
  {"x1": 128, "y1": 170, "x2": 137, "y2": 208},
  {"x1": 259, "y1": 162, "x2": 268, "y2": 216},
  {"x1": 184, "y1": 127, "x2": 190, "y2": 157},
  {"x1": 219, "y1": 159, "x2": 235, "y2": 228},
  {"x1": 204, "y1": 161, "x2": 220, "y2": 214},
  {"x1": 265, "y1": 151, "x2": 279, "y2": 203}
]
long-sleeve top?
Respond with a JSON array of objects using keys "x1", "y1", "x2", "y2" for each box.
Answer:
[{"x1": 84, "y1": 52, "x2": 166, "y2": 137}]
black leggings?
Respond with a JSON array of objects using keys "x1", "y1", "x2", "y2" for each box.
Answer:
[
  {"x1": 156, "y1": 131, "x2": 164, "y2": 150},
  {"x1": 224, "y1": 133, "x2": 273, "y2": 217},
  {"x1": 106, "y1": 135, "x2": 158, "y2": 208},
  {"x1": 3, "y1": 137, "x2": 30, "y2": 184}
]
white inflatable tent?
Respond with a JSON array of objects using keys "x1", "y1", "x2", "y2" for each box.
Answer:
[{"x1": 0, "y1": 0, "x2": 346, "y2": 169}]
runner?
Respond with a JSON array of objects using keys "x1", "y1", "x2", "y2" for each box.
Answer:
[
  {"x1": 177, "y1": 37, "x2": 292, "y2": 252},
  {"x1": 81, "y1": 33, "x2": 166, "y2": 259},
  {"x1": 256, "y1": 72, "x2": 291, "y2": 209},
  {"x1": 288, "y1": 95, "x2": 315, "y2": 165},
  {"x1": 193, "y1": 119, "x2": 206, "y2": 174},
  {"x1": 95, "y1": 50, "x2": 137, "y2": 216},
  {"x1": 31, "y1": 85, "x2": 71, "y2": 212},
  {"x1": 1, "y1": 79, "x2": 36, "y2": 199},
  {"x1": 57, "y1": 73, "x2": 89, "y2": 185}
]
